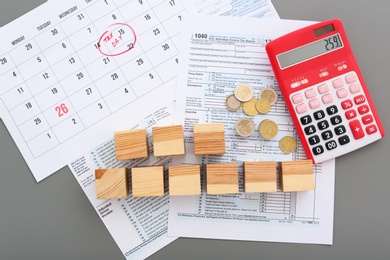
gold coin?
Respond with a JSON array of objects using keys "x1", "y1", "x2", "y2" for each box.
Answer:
[
  {"x1": 259, "y1": 87, "x2": 278, "y2": 105},
  {"x1": 259, "y1": 119, "x2": 278, "y2": 139},
  {"x1": 235, "y1": 117, "x2": 255, "y2": 137},
  {"x1": 242, "y1": 98, "x2": 259, "y2": 116},
  {"x1": 234, "y1": 83, "x2": 253, "y2": 102},
  {"x1": 225, "y1": 94, "x2": 242, "y2": 112},
  {"x1": 255, "y1": 98, "x2": 271, "y2": 114},
  {"x1": 280, "y1": 136, "x2": 297, "y2": 153}
]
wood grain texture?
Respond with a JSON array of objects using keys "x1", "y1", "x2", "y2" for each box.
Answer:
[
  {"x1": 114, "y1": 129, "x2": 148, "y2": 160},
  {"x1": 206, "y1": 163, "x2": 238, "y2": 194},
  {"x1": 95, "y1": 168, "x2": 129, "y2": 199},
  {"x1": 169, "y1": 165, "x2": 201, "y2": 196},
  {"x1": 193, "y1": 123, "x2": 226, "y2": 154},
  {"x1": 280, "y1": 160, "x2": 315, "y2": 192},
  {"x1": 244, "y1": 161, "x2": 277, "y2": 192},
  {"x1": 152, "y1": 125, "x2": 185, "y2": 157},
  {"x1": 131, "y1": 166, "x2": 164, "y2": 197}
]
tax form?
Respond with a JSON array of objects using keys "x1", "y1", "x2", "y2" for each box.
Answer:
[
  {"x1": 168, "y1": 16, "x2": 335, "y2": 244},
  {"x1": 63, "y1": 1, "x2": 280, "y2": 259}
]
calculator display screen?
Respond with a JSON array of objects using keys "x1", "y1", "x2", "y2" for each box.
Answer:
[{"x1": 277, "y1": 33, "x2": 343, "y2": 69}]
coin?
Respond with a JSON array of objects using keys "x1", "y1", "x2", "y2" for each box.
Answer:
[
  {"x1": 242, "y1": 98, "x2": 259, "y2": 116},
  {"x1": 234, "y1": 83, "x2": 253, "y2": 102},
  {"x1": 259, "y1": 119, "x2": 278, "y2": 139},
  {"x1": 279, "y1": 136, "x2": 297, "y2": 153},
  {"x1": 255, "y1": 98, "x2": 271, "y2": 114},
  {"x1": 259, "y1": 87, "x2": 278, "y2": 105},
  {"x1": 235, "y1": 117, "x2": 255, "y2": 137},
  {"x1": 225, "y1": 94, "x2": 242, "y2": 112}
]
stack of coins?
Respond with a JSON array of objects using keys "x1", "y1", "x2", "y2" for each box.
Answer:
[{"x1": 224, "y1": 83, "x2": 297, "y2": 153}]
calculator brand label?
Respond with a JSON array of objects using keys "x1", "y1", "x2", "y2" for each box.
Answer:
[{"x1": 98, "y1": 23, "x2": 137, "y2": 57}]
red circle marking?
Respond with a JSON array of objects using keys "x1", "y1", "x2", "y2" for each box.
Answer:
[{"x1": 98, "y1": 23, "x2": 137, "y2": 57}]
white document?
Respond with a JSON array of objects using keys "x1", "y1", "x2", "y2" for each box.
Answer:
[
  {"x1": 0, "y1": 0, "x2": 278, "y2": 182},
  {"x1": 68, "y1": 103, "x2": 177, "y2": 259},
  {"x1": 168, "y1": 15, "x2": 336, "y2": 245}
]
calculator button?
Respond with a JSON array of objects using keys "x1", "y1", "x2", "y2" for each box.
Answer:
[
  {"x1": 317, "y1": 120, "x2": 329, "y2": 130},
  {"x1": 358, "y1": 105, "x2": 370, "y2": 115},
  {"x1": 312, "y1": 145, "x2": 324, "y2": 155},
  {"x1": 300, "y1": 115, "x2": 312, "y2": 125},
  {"x1": 349, "y1": 84, "x2": 361, "y2": 94},
  {"x1": 366, "y1": 124, "x2": 378, "y2": 135},
  {"x1": 322, "y1": 94, "x2": 333, "y2": 104},
  {"x1": 336, "y1": 88, "x2": 348, "y2": 98},
  {"x1": 326, "y1": 105, "x2": 338, "y2": 115},
  {"x1": 332, "y1": 78, "x2": 344, "y2": 88},
  {"x1": 345, "y1": 109, "x2": 357, "y2": 119},
  {"x1": 321, "y1": 130, "x2": 333, "y2": 140},
  {"x1": 338, "y1": 135, "x2": 350, "y2": 145},
  {"x1": 341, "y1": 99, "x2": 353, "y2": 110},
  {"x1": 334, "y1": 125, "x2": 346, "y2": 135},
  {"x1": 349, "y1": 119, "x2": 365, "y2": 139},
  {"x1": 308, "y1": 135, "x2": 320, "y2": 145},
  {"x1": 318, "y1": 84, "x2": 329, "y2": 94},
  {"x1": 345, "y1": 73, "x2": 357, "y2": 84},
  {"x1": 313, "y1": 110, "x2": 325, "y2": 120},
  {"x1": 292, "y1": 93, "x2": 304, "y2": 104},
  {"x1": 296, "y1": 103, "x2": 308, "y2": 114},
  {"x1": 325, "y1": 140, "x2": 337, "y2": 151},
  {"x1": 354, "y1": 95, "x2": 366, "y2": 105},
  {"x1": 305, "y1": 88, "x2": 316, "y2": 99},
  {"x1": 304, "y1": 125, "x2": 316, "y2": 135},
  {"x1": 330, "y1": 115, "x2": 342, "y2": 125},
  {"x1": 362, "y1": 115, "x2": 374, "y2": 125},
  {"x1": 309, "y1": 98, "x2": 321, "y2": 109}
]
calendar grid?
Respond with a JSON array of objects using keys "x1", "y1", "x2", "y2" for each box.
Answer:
[{"x1": 0, "y1": 0, "x2": 190, "y2": 159}]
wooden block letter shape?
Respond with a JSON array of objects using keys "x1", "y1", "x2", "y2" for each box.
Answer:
[
  {"x1": 114, "y1": 129, "x2": 148, "y2": 160},
  {"x1": 132, "y1": 166, "x2": 164, "y2": 197},
  {"x1": 95, "y1": 168, "x2": 129, "y2": 199},
  {"x1": 169, "y1": 165, "x2": 201, "y2": 196},
  {"x1": 280, "y1": 160, "x2": 315, "y2": 192},
  {"x1": 194, "y1": 123, "x2": 226, "y2": 154},
  {"x1": 206, "y1": 163, "x2": 238, "y2": 194},
  {"x1": 152, "y1": 125, "x2": 185, "y2": 157},
  {"x1": 244, "y1": 161, "x2": 277, "y2": 193}
]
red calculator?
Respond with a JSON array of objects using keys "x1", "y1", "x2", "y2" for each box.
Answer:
[{"x1": 266, "y1": 19, "x2": 384, "y2": 163}]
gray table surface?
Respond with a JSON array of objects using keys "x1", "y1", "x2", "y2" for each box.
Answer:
[{"x1": 1, "y1": 0, "x2": 389, "y2": 259}]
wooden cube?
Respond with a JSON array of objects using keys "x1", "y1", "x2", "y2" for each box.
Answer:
[
  {"x1": 206, "y1": 163, "x2": 238, "y2": 194},
  {"x1": 114, "y1": 129, "x2": 148, "y2": 160},
  {"x1": 244, "y1": 162, "x2": 277, "y2": 193},
  {"x1": 95, "y1": 168, "x2": 129, "y2": 199},
  {"x1": 152, "y1": 125, "x2": 185, "y2": 157},
  {"x1": 280, "y1": 160, "x2": 315, "y2": 192},
  {"x1": 169, "y1": 165, "x2": 201, "y2": 196},
  {"x1": 132, "y1": 166, "x2": 164, "y2": 197},
  {"x1": 194, "y1": 123, "x2": 226, "y2": 154}
]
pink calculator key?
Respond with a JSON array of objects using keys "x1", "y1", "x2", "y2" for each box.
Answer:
[
  {"x1": 292, "y1": 93, "x2": 304, "y2": 104},
  {"x1": 332, "y1": 78, "x2": 344, "y2": 88},
  {"x1": 309, "y1": 98, "x2": 321, "y2": 109},
  {"x1": 305, "y1": 88, "x2": 316, "y2": 99},
  {"x1": 345, "y1": 73, "x2": 357, "y2": 84},
  {"x1": 336, "y1": 88, "x2": 348, "y2": 98},
  {"x1": 296, "y1": 103, "x2": 308, "y2": 114},
  {"x1": 362, "y1": 115, "x2": 373, "y2": 125},
  {"x1": 322, "y1": 94, "x2": 333, "y2": 104},
  {"x1": 318, "y1": 84, "x2": 329, "y2": 94},
  {"x1": 349, "y1": 83, "x2": 361, "y2": 94}
]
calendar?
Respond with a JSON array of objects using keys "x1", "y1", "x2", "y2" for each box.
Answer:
[{"x1": 0, "y1": 0, "x2": 194, "y2": 181}]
